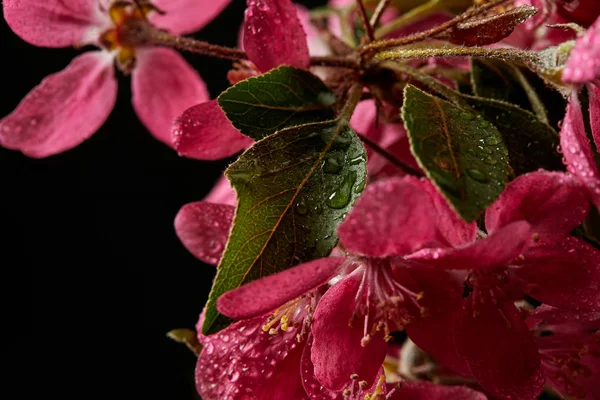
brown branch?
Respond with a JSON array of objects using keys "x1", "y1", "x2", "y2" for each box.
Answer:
[
  {"x1": 370, "y1": 0, "x2": 391, "y2": 28},
  {"x1": 357, "y1": 132, "x2": 424, "y2": 177},
  {"x1": 149, "y1": 30, "x2": 360, "y2": 69},
  {"x1": 356, "y1": 0, "x2": 375, "y2": 42}
]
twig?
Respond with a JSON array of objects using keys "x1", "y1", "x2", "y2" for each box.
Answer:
[
  {"x1": 373, "y1": 47, "x2": 540, "y2": 65},
  {"x1": 149, "y1": 30, "x2": 360, "y2": 69},
  {"x1": 370, "y1": 0, "x2": 391, "y2": 28},
  {"x1": 357, "y1": 132, "x2": 425, "y2": 177},
  {"x1": 362, "y1": 0, "x2": 511, "y2": 53},
  {"x1": 356, "y1": 0, "x2": 375, "y2": 42}
]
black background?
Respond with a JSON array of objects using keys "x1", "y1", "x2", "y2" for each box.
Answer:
[{"x1": 1, "y1": 1, "x2": 322, "y2": 398}]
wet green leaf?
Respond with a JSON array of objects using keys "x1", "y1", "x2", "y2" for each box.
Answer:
[
  {"x1": 218, "y1": 66, "x2": 336, "y2": 140},
  {"x1": 402, "y1": 85, "x2": 511, "y2": 222},
  {"x1": 463, "y1": 95, "x2": 564, "y2": 175},
  {"x1": 202, "y1": 118, "x2": 367, "y2": 334}
]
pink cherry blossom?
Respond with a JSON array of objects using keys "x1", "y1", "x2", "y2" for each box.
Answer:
[
  {"x1": 527, "y1": 306, "x2": 600, "y2": 399},
  {"x1": 1, "y1": 0, "x2": 228, "y2": 157},
  {"x1": 563, "y1": 16, "x2": 600, "y2": 84},
  {"x1": 171, "y1": 0, "x2": 315, "y2": 161},
  {"x1": 408, "y1": 171, "x2": 598, "y2": 400},
  {"x1": 560, "y1": 92, "x2": 600, "y2": 209},
  {"x1": 217, "y1": 176, "x2": 475, "y2": 391}
]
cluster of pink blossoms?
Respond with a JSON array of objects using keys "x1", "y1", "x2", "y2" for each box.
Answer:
[{"x1": 2, "y1": 0, "x2": 600, "y2": 399}]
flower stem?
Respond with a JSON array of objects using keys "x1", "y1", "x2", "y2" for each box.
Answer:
[
  {"x1": 150, "y1": 30, "x2": 248, "y2": 60},
  {"x1": 149, "y1": 30, "x2": 360, "y2": 69},
  {"x1": 374, "y1": 0, "x2": 442, "y2": 39},
  {"x1": 373, "y1": 47, "x2": 540, "y2": 64},
  {"x1": 357, "y1": 131, "x2": 425, "y2": 177},
  {"x1": 370, "y1": 0, "x2": 391, "y2": 28},
  {"x1": 356, "y1": 0, "x2": 375, "y2": 42}
]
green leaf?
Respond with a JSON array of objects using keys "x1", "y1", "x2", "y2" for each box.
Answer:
[
  {"x1": 470, "y1": 58, "x2": 567, "y2": 130},
  {"x1": 218, "y1": 66, "x2": 336, "y2": 141},
  {"x1": 462, "y1": 95, "x2": 563, "y2": 175},
  {"x1": 402, "y1": 85, "x2": 511, "y2": 222},
  {"x1": 471, "y1": 58, "x2": 532, "y2": 106},
  {"x1": 202, "y1": 119, "x2": 367, "y2": 334}
]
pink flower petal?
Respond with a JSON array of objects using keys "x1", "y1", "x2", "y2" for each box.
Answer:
[
  {"x1": 296, "y1": 5, "x2": 330, "y2": 58},
  {"x1": 174, "y1": 201, "x2": 234, "y2": 265},
  {"x1": 339, "y1": 177, "x2": 468, "y2": 258},
  {"x1": 514, "y1": 236, "x2": 600, "y2": 311},
  {"x1": 301, "y1": 336, "x2": 387, "y2": 400},
  {"x1": 217, "y1": 257, "x2": 346, "y2": 319},
  {"x1": 3, "y1": 0, "x2": 108, "y2": 47},
  {"x1": 560, "y1": 93, "x2": 600, "y2": 209},
  {"x1": 195, "y1": 315, "x2": 307, "y2": 400},
  {"x1": 172, "y1": 100, "x2": 252, "y2": 160},
  {"x1": 454, "y1": 298, "x2": 544, "y2": 400},
  {"x1": 150, "y1": 0, "x2": 230, "y2": 35},
  {"x1": 420, "y1": 179, "x2": 477, "y2": 247},
  {"x1": 311, "y1": 273, "x2": 388, "y2": 391},
  {"x1": 527, "y1": 305, "x2": 600, "y2": 334},
  {"x1": 388, "y1": 381, "x2": 487, "y2": 400},
  {"x1": 132, "y1": 47, "x2": 209, "y2": 146},
  {"x1": 0, "y1": 51, "x2": 117, "y2": 158},
  {"x1": 485, "y1": 171, "x2": 590, "y2": 240},
  {"x1": 407, "y1": 221, "x2": 531, "y2": 270},
  {"x1": 589, "y1": 84, "x2": 600, "y2": 151},
  {"x1": 243, "y1": 0, "x2": 310, "y2": 72},
  {"x1": 563, "y1": 16, "x2": 600, "y2": 84},
  {"x1": 405, "y1": 269, "x2": 472, "y2": 376},
  {"x1": 301, "y1": 336, "x2": 341, "y2": 400},
  {"x1": 204, "y1": 175, "x2": 237, "y2": 206}
]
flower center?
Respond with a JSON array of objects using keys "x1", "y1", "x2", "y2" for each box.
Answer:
[
  {"x1": 261, "y1": 292, "x2": 318, "y2": 342},
  {"x1": 539, "y1": 338, "x2": 591, "y2": 397},
  {"x1": 99, "y1": 0, "x2": 162, "y2": 73},
  {"x1": 350, "y1": 259, "x2": 423, "y2": 346}
]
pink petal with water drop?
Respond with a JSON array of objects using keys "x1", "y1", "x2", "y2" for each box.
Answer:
[
  {"x1": 204, "y1": 175, "x2": 237, "y2": 206},
  {"x1": 301, "y1": 336, "x2": 387, "y2": 400},
  {"x1": 407, "y1": 221, "x2": 531, "y2": 270},
  {"x1": 195, "y1": 315, "x2": 307, "y2": 400},
  {"x1": 560, "y1": 93, "x2": 600, "y2": 209},
  {"x1": 0, "y1": 51, "x2": 117, "y2": 158},
  {"x1": 132, "y1": 47, "x2": 209, "y2": 146},
  {"x1": 563, "y1": 16, "x2": 600, "y2": 84},
  {"x1": 387, "y1": 381, "x2": 488, "y2": 400},
  {"x1": 454, "y1": 297, "x2": 545, "y2": 400},
  {"x1": 243, "y1": 0, "x2": 310, "y2": 72},
  {"x1": 514, "y1": 236, "x2": 600, "y2": 312},
  {"x1": 405, "y1": 269, "x2": 471, "y2": 376},
  {"x1": 485, "y1": 171, "x2": 590, "y2": 240},
  {"x1": 3, "y1": 0, "x2": 109, "y2": 47},
  {"x1": 217, "y1": 257, "x2": 345, "y2": 320},
  {"x1": 338, "y1": 177, "x2": 452, "y2": 258},
  {"x1": 150, "y1": 0, "x2": 230, "y2": 35},
  {"x1": 172, "y1": 100, "x2": 252, "y2": 160},
  {"x1": 174, "y1": 201, "x2": 234, "y2": 265},
  {"x1": 311, "y1": 273, "x2": 388, "y2": 391},
  {"x1": 589, "y1": 84, "x2": 600, "y2": 151}
]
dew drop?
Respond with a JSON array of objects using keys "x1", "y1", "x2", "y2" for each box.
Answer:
[
  {"x1": 326, "y1": 171, "x2": 357, "y2": 209},
  {"x1": 323, "y1": 155, "x2": 343, "y2": 174},
  {"x1": 484, "y1": 136, "x2": 502, "y2": 146},
  {"x1": 466, "y1": 169, "x2": 490, "y2": 183},
  {"x1": 295, "y1": 198, "x2": 308, "y2": 215}
]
